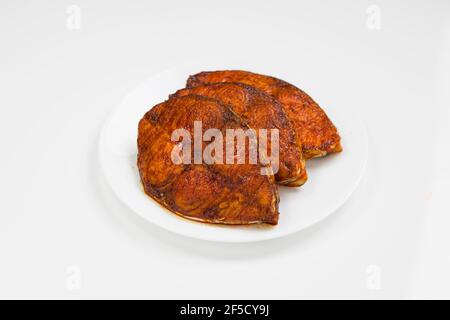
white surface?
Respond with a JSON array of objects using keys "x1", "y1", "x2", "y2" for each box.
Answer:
[
  {"x1": 99, "y1": 64, "x2": 368, "y2": 242},
  {"x1": 0, "y1": 0, "x2": 449, "y2": 299}
]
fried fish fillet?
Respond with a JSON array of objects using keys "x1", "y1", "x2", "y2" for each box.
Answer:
[
  {"x1": 137, "y1": 94, "x2": 279, "y2": 225},
  {"x1": 171, "y1": 82, "x2": 307, "y2": 187},
  {"x1": 187, "y1": 70, "x2": 342, "y2": 159}
]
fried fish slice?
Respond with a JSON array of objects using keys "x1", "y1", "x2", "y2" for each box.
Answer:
[
  {"x1": 137, "y1": 94, "x2": 279, "y2": 225},
  {"x1": 187, "y1": 70, "x2": 342, "y2": 159},
  {"x1": 171, "y1": 82, "x2": 307, "y2": 187}
]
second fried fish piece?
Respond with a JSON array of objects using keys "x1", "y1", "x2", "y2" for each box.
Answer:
[
  {"x1": 172, "y1": 82, "x2": 307, "y2": 186},
  {"x1": 187, "y1": 70, "x2": 342, "y2": 159}
]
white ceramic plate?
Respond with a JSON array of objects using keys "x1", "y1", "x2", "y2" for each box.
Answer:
[{"x1": 99, "y1": 63, "x2": 368, "y2": 243}]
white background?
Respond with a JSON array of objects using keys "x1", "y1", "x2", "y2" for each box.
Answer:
[{"x1": 1, "y1": 0, "x2": 449, "y2": 299}]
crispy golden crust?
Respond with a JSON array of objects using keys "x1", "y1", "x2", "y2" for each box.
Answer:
[
  {"x1": 171, "y1": 82, "x2": 307, "y2": 186},
  {"x1": 187, "y1": 70, "x2": 342, "y2": 159},
  {"x1": 137, "y1": 94, "x2": 279, "y2": 225}
]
